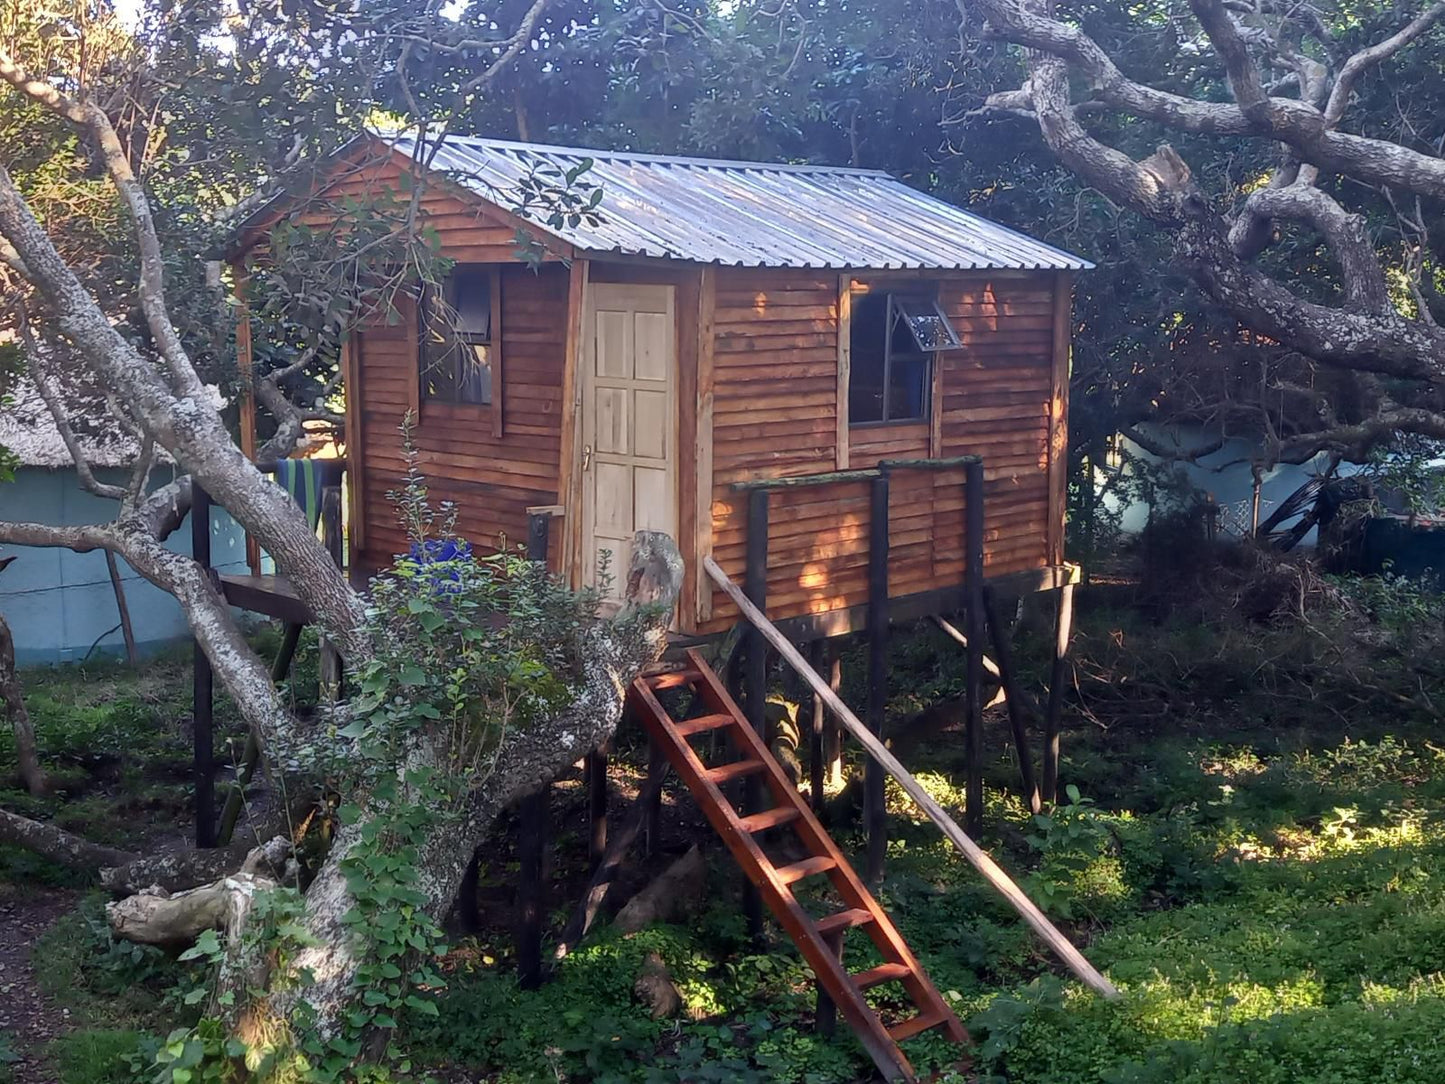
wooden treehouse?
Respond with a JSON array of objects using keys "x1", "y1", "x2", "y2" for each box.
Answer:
[{"x1": 222, "y1": 134, "x2": 1108, "y2": 1082}]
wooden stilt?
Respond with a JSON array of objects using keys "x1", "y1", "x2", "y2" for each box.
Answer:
[
  {"x1": 808, "y1": 640, "x2": 828, "y2": 816},
  {"x1": 586, "y1": 748, "x2": 609, "y2": 866},
  {"x1": 318, "y1": 487, "x2": 344, "y2": 702},
  {"x1": 982, "y1": 587, "x2": 1041, "y2": 815},
  {"x1": 963, "y1": 461, "x2": 986, "y2": 838},
  {"x1": 741, "y1": 487, "x2": 769, "y2": 943},
  {"x1": 1042, "y1": 581, "x2": 1075, "y2": 806},
  {"x1": 191, "y1": 484, "x2": 215, "y2": 848},
  {"x1": 644, "y1": 737, "x2": 664, "y2": 855},
  {"x1": 552, "y1": 757, "x2": 671, "y2": 965},
  {"x1": 865, "y1": 472, "x2": 890, "y2": 885},
  {"x1": 516, "y1": 786, "x2": 548, "y2": 989}
]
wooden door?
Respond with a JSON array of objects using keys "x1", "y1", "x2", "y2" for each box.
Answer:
[{"x1": 581, "y1": 283, "x2": 678, "y2": 600}]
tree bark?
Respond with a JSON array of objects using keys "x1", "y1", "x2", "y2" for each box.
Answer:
[
  {"x1": 249, "y1": 531, "x2": 685, "y2": 1040},
  {"x1": 0, "y1": 807, "x2": 136, "y2": 869}
]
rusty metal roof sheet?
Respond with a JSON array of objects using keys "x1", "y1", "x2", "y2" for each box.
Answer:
[{"x1": 384, "y1": 133, "x2": 1092, "y2": 272}]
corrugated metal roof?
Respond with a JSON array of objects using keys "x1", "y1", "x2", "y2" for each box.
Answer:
[{"x1": 383, "y1": 133, "x2": 1092, "y2": 272}]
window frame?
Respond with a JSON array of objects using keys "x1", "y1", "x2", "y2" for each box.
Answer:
[
  {"x1": 417, "y1": 264, "x2": 504, "y2": 437},
  {"x1": 847, "y1": 288, "x2": 959, "y2": 429}
]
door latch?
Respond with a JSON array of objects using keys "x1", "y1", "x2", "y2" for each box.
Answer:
[{"x1": 582, "y1": 444, "x2": 593, "y2": 472}]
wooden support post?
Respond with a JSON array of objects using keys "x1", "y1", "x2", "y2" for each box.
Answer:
[
  {"x1": 216, "y1": 622, "x2": 302, "y2": 848},
  {"x1": 587, "y1": 749, "x2": 608, "y2": 866},
  {"x1": 516, "y1": 786, "x2": 547, "y2": 990},
  {"x1": 191, "y1": 484, "x2": 215, "y2": 848},
  {"x1": 1042, "y1": 581, "x2": 1075, "y2": 807},
  {"x1": 644, "y1": 737, "x2": 664, "y2": 855},
  {"x1": 516, "y1": 510, "x2": 554, "y2": 987},
  {"x1": 963, "y1": 460, "x2": 985, "y2": 838},
  {"x1": 552, "y1": 758, "x2": 671, "y2": 966},
  {"x1": 318, "y1": 486, "x2": 344, "y2": 702},
  {"x1": 865, "y1": 472, "x2": 890, "y2": 885},
  {"x1": 982, "y1": 587, "x2": 1041, "y2": 815},
  {"x1": 741, "y1": 487, "x2": 769, "y2": 942},
  {"x1": 808, "y1": 640, "x2": 828, "y2": 817}
]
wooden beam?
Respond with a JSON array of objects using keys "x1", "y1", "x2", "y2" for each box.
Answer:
[
  {"x1": 341, "y1": 333, "x2": 365, "y2": 556},
  {"x1": 696, "y1": 265, "x2": 716, "y2": 626},
  {"x1": 557, "y1": 259, "x2": 590, "y2": 589},
  {"x1": 865, "y1": 472, "x2": 889, "y2": 884},
  {"x1": 232, "y1": 266, "x2": 260, "y2": 576},
  {"x1": 490, "y1": 266, "x2": 505, "y2": 440},
  {"x1": 1046, "y1": 272, "x2": 1075, "y2": 567},
  {"x1": 835, "y1": 275, "x2": 852, "y2": 470},
  {"x1": 963, "y1": 460, "x2": 986, "y2": 838},
  {"x1": 1042, "y1": 581, "x2": 1076, "y2": 806},
  {"x1": 703, "y1": 555, "x2": 1120, "y2": 1002}
]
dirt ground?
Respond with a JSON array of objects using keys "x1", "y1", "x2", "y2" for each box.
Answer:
[{"x1": 0, "y1": 887, "x2": 78, "y2": 1084}]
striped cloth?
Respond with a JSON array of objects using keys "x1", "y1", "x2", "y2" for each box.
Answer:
[{"x1": 273, "y1": 459, "x2": 345, "y2": 530}]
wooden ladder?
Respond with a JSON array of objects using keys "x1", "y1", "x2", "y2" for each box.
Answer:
[{"x1": 627, "y1": 649, "x2": 968, "y2": 1082}]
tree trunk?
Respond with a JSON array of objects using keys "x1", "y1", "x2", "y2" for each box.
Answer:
[
  {"x1": 242, "y1": 532, "x2": 686, "y2": 1043},
  {"x1": 0, "y1": 612, "x2": 46, "y2": 796}
]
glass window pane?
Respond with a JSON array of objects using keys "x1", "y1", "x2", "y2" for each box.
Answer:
[
  {"x1": 887, "y1": 354, "x2": 930, "y2": 421},
  {"x1": 894, "y1": 297, "x2": 962, "y2": 351},
  {"x1": 450, "y1": 267, "x2": 492, "y2": 338},
  {"x1": 848, "y1": 292, "x2": 888, "y2": 424},
  {"x1": 420, "y1": 291, "x2": 459, "y2": 401},
  {"x1": 458, "y1": 343, "x2": 493, "y2": 405}
]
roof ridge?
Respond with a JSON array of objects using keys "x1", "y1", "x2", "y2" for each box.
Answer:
[{"x1": 380, "y1": 130, "x2": 893, "y2": 178}]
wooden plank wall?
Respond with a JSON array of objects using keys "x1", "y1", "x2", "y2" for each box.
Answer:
[
  {"x1": 353, "y1": 263, "x2": 569, "y2": 570},
  {"x1": 703, "y1": 268, "x2": 1061, "y2": 633}
]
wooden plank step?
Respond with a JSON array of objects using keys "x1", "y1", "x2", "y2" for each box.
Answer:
[
  {"x1": 776, "y1": 855, "x2": 838, "y2": 885},
  {"x1": 674, "y1": 713, "x2": 736, "y2": 737},
  {"x1": 703, "y1": 759, "x2": 768, "y2": 785},
  {"x1": 647, "y1": 669, "x2": 701, "y2": 690},
  {"x1": 816, "y1": 907, "x2": 875, "y2": 938},
  {"x1": 888, "y1": 1010, "x2": 950, "y2": 1042},
  {"x1": 853, "y1": 962, "x2": 911, "y2": 990},
  {"x1": 737, "y1": 806, "x2": 802, "y2": 833}
]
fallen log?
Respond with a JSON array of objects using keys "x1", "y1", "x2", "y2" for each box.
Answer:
[
  {"x1": 101, "y1": 836, "x2": 291, "y2": 895},
  {"x1": 0, "y1": 807, "x2": 137, "y2": 869}
]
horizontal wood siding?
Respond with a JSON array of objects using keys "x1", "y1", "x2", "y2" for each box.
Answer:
[
  {"x1": 355, "y1": 263, "x2": 568, "y2": 570},
  {"x1": 703, "y1": 269, "x2": 1060, "y2": 633}
]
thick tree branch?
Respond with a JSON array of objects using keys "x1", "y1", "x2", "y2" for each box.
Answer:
[
  {"x1": 1229, "y1": 185, "x2": 1393, "y2": 314},
  {"x1": 1324, "y1": 3, "x2": 1445, "y2": 128}
]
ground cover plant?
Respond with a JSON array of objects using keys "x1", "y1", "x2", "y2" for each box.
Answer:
[{"x1": 4, "y1": 534, "x2": 1444, "y2": 1082}]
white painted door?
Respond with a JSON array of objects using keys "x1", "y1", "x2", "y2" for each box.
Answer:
[{"x1": 581, "y1": 282, "x2": 677, "y2": 601}]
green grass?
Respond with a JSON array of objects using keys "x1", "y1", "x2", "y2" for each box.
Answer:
[{"x1": 11, "y1": 578, "x2": 1445, "y2": 1082}]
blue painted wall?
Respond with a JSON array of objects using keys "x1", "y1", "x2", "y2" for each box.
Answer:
[
  {"x1": 0, "y1": 467, "x2": 252, "y2": 666},
  {"x1": 1107, "y1": 427, "x2": 1351, "y2": 545}
]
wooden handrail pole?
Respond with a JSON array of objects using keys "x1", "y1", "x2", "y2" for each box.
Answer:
[
  {"x1": 865, "y1": 472, "x2": 890, "y2": 883},
  {"x1": 963, "y1": 460, "x2": 985, "y2": 837},
  {"x1": 704, "y1": 556, "x2": 1121, "y2": 1001}
]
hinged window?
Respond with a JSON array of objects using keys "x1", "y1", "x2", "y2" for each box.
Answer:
[
  {"x1": 848, "y1": 290, "x2": 962, "y2": 425},
  {"x1": 419, "y1": 266, "x2": 499, "y2": 407}
]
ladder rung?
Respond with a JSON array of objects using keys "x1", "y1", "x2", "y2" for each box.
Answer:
[
  {"x1": 737, "y1": 806, "x2": 801, "y2": 833},
  {"x1": 674, "y1": 713, "x2": 736, "y2": 737},
  {"x1": 815, "y1": 907, "x2": 875, "y2": 938},
  {"x1": 647, "y1": 669, "x2": 701, "y2": 690},
  {"x1": 703, "y1": 759, "x2": 767, "y2": 785},
  {"x1": 775, "y1": 855, "x2": 837, "y2": 885},
  {"x1": 888, "y1": 1009, "x2": 950, "y2": 1042},
  {"x1": 853, "y1": 962, "x2": 911, "y2": 990}
]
